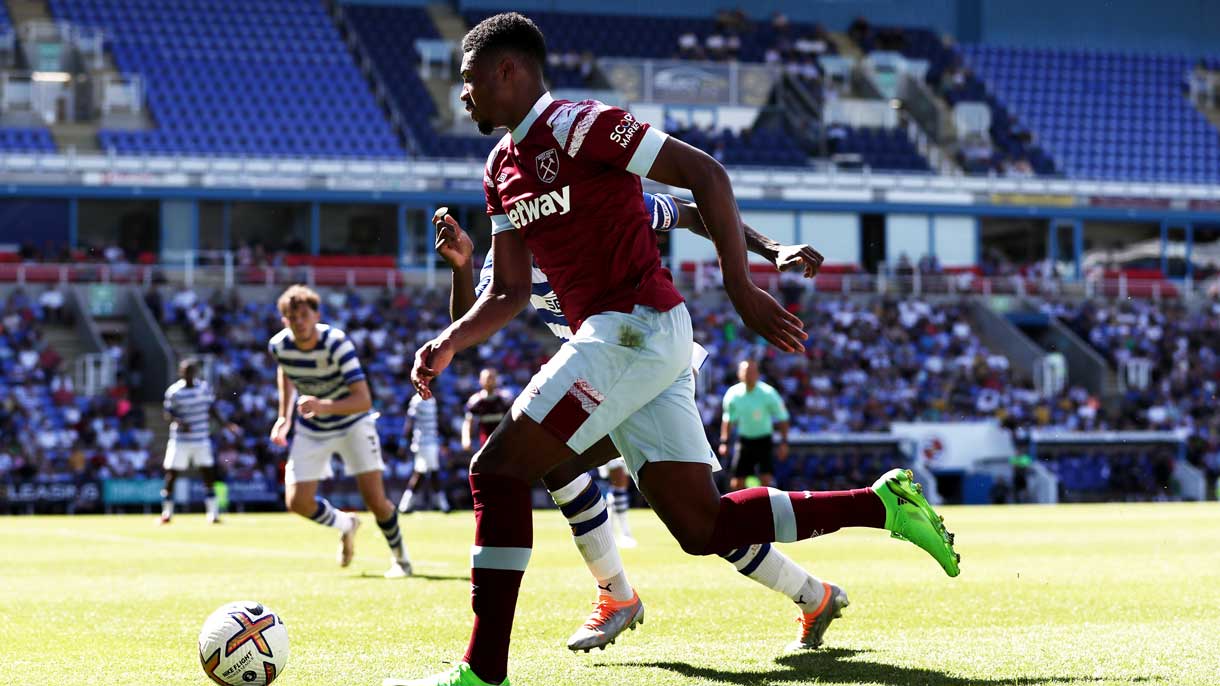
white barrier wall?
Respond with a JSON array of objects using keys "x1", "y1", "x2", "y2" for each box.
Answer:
[
  {"x1": 800, "y1": 212, "x2": 859, "y2": 264},
  {"x1": 932, "y1": 215, "x2": 977, "y2": 267},
  {"x1": 886, "y1": 213, "x2": 929, "y2": 263}
]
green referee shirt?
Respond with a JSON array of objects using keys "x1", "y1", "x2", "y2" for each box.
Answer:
[{"x1": 722, "y1": 381, "x2": 789, "y2": 439}]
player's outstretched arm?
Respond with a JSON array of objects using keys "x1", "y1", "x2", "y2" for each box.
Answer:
[
  {"x1": 412, "y1": 229, "x2": 533, "y2": 397},
  {"x1": 644, "y1": 138, "x2": 807, "y2": 352},
  {"x1": 432, "y1": 207, "x2": 478, "y2": 320},
  {"x1": 270, "y1": 366, "x2": 295, "y2": 446},
  {"x1": 670, "y1": 198, "x2": 825, "y2": 279}
]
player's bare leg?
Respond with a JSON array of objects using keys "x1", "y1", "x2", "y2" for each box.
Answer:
[
  {"x1": 355, "y1": 470, "x2": 411, "y2": 578},
  {"x1": 638, "y1": 460, "x2": 955, "y2": 650},
  {"x1": 426, "y1": 410, "x2": 598, "y2": 685},
  {"x1": 399, "y1": 468, "x2": 425, "y2": 514},
  {"x1": 429, "y1": 471, "x2": 450, "y2": 513},
  {"x1": 286, "y1": 479, "x2": 360, "y2": 567},
  {"x1": 605, "y1": 463, "x2": 637, "y2": 547},
  {"x1": 159, "y1": 469, "x2": 178, "y2": 524},
  {"x1": 199, "y1": 465, "x2": 221, "y2": 524},
  {"x1": 542, "y1": 439, "x2": 643, "y2": 652}
]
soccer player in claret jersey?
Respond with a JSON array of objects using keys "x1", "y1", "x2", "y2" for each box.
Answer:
[
  {"x1": 433, "y1": 191, "x2": 843, "y2": 653},
  {"x1": 463, "y1": 369, "x2": 513, "y2": 453},
  {"x1": 268, "y1": 285, "x2": 413, "y2": 578},
  {"x1": 389, "y1": 13, "x2": 959, "y2": 686}
]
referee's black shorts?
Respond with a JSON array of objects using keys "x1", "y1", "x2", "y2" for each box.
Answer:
[{"x1": 731, "y1": 435, "x2": 774, "y2": 478}]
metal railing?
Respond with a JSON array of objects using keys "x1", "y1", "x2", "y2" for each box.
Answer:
[
  {"x1": 0, "y1": 255, "x2": 1209, "y2": 301},
  {"x1": 0, "y1": 149, "x2": 1216, "y2": 203},
  {"x1": 74, "y1": 352, "x2": 116, "y2": 397},
  {"x1": 676, "y1": 265, "x2": 1204, "y2": 301}
]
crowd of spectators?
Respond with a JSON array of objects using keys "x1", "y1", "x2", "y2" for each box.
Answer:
[
  {"x1": 6, "y1": 277, "x2": 1214, "y2": 504},
  {"x1": 149, "y1": 285, "x2": 550, "y2": 507},
  {"x1": 691, "y1": 291, "x2": 1096, "y2": 435},
  {"x1": 0, "y1": 288, "x2": 153, "y2": 492},
  {"x1": 1046, "y1": 298, "x2": 1220, "y2": 438}
]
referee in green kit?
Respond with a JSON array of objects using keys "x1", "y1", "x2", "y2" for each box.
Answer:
[{"x1": 718, "y1": 359, "x2": 790, "y2": 490}]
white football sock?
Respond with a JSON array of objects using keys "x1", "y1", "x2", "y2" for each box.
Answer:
[
  {"x1": 609, "y1": 487, "x2": 633, "y2": 538},
  {"x1": 308, "y1": 498, "x2": 353, "y2": 532},
  {"x1": 721, "y1": 543, "x2": 826, "y2": 613},
  {"x1": 551, "y1": 474, "x2": 634, "y2": 602},
  {"x1": 205, "y1": 496, "x2": 218, "y2": 520}
]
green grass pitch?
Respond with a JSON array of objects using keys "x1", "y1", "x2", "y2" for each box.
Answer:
[{"x1": 3, "y1": 503, "x2": 1218, "y2": 685}]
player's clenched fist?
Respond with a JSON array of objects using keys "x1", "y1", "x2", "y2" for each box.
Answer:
[
  {"x1": 433, "y1": 206, "x2": 474, "y2": 270},
  {"x1": 269, "y1": 416, "x2": 291, "y2": 446},
  {"x1": 411, "y1": 336, "x2": 457, "y2": 399}
]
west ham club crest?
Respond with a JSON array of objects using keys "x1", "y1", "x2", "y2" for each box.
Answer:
[{"x1": 535, "y1": 148, "x2": 559, "y2": 184}]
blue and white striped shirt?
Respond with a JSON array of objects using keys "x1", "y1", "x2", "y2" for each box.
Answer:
[
  {"x1": 406, "y1": 393, "x2": 439, "y2": 452},
  {"x1": 268, "y1": 323, "x2": 368, "y2": 435},
  {"x1": 164, "y1": 379, "x2": 214, "y2": 443}
]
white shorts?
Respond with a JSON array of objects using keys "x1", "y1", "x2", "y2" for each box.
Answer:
[
  {"x1": 163, "y1": 440, "x2": 214, "y2": 471},
  {"x1": 286, "y1": 413, "x2": 385, "y2": 484},
  {"x1": 597, "y1": 457, "x2": 628, "y2": 479},
  {"x1": 413, "y1": 444, "x2": 441, "y2": 473},
  {"x1": 514, "y1": 304, "x2": 717, "y2": 481}
]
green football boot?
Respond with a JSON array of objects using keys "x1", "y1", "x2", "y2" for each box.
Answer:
[
  {"x1": 871, "y1": 468, "x2": 960, "y2": 577},
  {"x1": 383, "y1": 662, "x2": 507, "y2": 686}
]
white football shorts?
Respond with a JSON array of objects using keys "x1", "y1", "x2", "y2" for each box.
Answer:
[
  {"x1": 412, "y1": 443, "x2": 441, "y2": 473},
  {"x1": 286, "y1": 413, "x2": 385, "y2": 484},
  {"x1": 163, "y1": 439, "x2": 214, "y2": 471},
  {"x1": 514, "y1": 304, "x2": 717, "y2": 482}
]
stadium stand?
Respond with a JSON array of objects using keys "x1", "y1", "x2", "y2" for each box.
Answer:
[
  {"x1": 47, "y1": 0, "x2": 403, "y2": 157},
  {"x1": 149, "y1": 285, "x2": 550, "y2": 507},
  {"x1": 1047, "y1": 298, "x2": 1220, "y2": 434},
  {"x1": 854, "y1": 21, "x2": 1059, "y2": 176},
  {"x1": 0, "y1": 0, "x2": 59, "y2": 153},
  {"x1": 0, "y1": 128, "x2": 58, "y2": 153},
  {"x1": 960, "y1": 45, "x2": 1220, "y2": 182},
  {"x1": 693, "y1": 293, "x2": 1098, "y2": 434},
  {"x1": 832, "y1": 126, "x2": 931, "y2": 172},
  {"x1": 9, "y1": 272, "x2": 1212, "y2": 506},
  {"x1": 0, "y1": 288, "x2": 153, "y2": 490},
  {"x1": 344, "y1": 5, "x2": 931, "y2": 169}
]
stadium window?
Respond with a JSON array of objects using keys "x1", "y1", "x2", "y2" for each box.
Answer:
[
  {"x1": 76, "y1": 199, "x2": 159, "y2": 261},
  {"x1": 228, "y1": 202, "x2": 310, "y2": 256},
  {"x1": 1190, "y1": 226, "x2": 1220, "y2": 280},
  {"x1": 319, "y1": 204, "x2": 396, "y2": 256},
  {"x1": 197, "y1": 202, "x2": 226, "y2": 257},
  {"x1": 1081, "y1": 222, "x2": 1159, "y2": 273},
  {"x1": 1165, "y1": 226, "x2": 1188, "y2": 279},
  {"x1": 979, "y1": 217, "x2": 1048, "y2": 274}
]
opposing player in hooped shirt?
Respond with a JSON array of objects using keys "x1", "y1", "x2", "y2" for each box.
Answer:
[
  {"x1": 433, "y1": 190, "x2": 842, "y2": 652},
  {"x1": 267, "y1": 285, "x2": 413, "y2": 579},
  {"x1": 392, "y1": 13, "x2": 960, "y2": 686},
  {"x1": 160, "y1": 357, "x2": 239, "y2": 525}
]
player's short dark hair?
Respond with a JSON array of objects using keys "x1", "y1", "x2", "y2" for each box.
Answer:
[
  {"x1": 277, "y1": 284, "x2": 320, "y2": 316},
  {"x1": 179, "y1": 357, "x2": 199, "y2": 374},
  {"x1": 461, "y1": 12, "x2": 546, "y2": 68}
]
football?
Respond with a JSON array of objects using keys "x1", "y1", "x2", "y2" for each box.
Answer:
[{"x1": 198, "y1": 601, "x2": 289, "y2": 686}]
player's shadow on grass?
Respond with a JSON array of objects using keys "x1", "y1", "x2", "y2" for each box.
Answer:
[
  {"x1": 621, "y1": 648, "x2": 1151, "y2": 686},
  {"x1": 353, "y1": 571, "x2": 470, "y2": 582}
]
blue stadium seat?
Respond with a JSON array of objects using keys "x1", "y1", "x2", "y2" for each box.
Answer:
[{"x1": 48, "y1": 0, "x2": 404, "y2": 158}]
